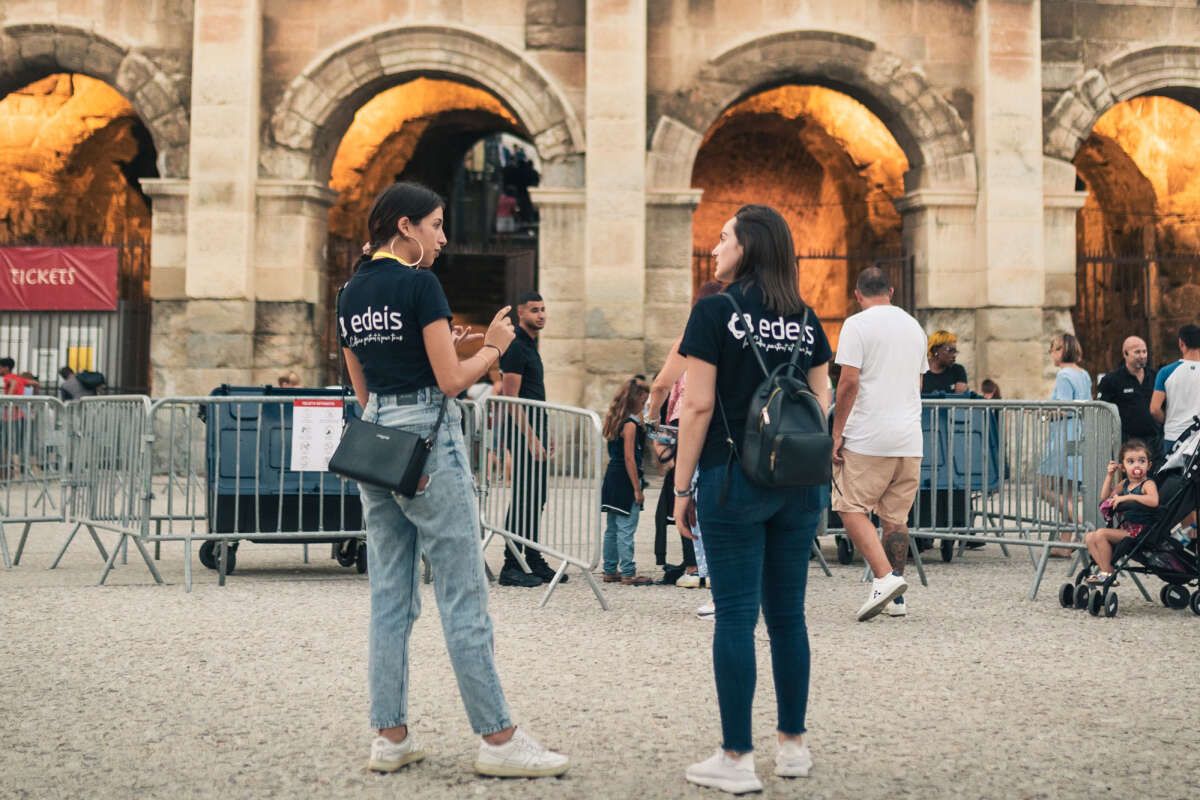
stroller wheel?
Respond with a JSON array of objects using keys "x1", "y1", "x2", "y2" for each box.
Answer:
[
  {"x1": 1163, "y1": 584, "x2": 1190, "y2": 610},
  {"x1": 1190, "y1": 590, "x2": 1200, "y2": 616},
  {"x1": 356, "y1": 541, "x2": 368, "y2": 574},
  {"x1": 1074, "y1": 584, "x2": 1090, "y2": 610},
  {"x1": 1088, "y1": 589, "x2": 1103, "y2": 616},
  {"x1": 836, "y1": 536, "x2": 854, "y2": 565},
  {"x1": 1059, "y1": 583, "x2": 1074, "y2": 608},
  {"x1": 940, "y1": 539, "x2": 954, "y2": 563},
  {"x1": 1103, "y1": 591, "x2": 1119, "y2": 618}
]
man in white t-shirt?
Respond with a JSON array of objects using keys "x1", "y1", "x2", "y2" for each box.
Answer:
[
  {"x1": 1150, "y1": 324, "x2": 1200, "y2": 455},
  {"x1": 831, "y1": 268, "x2": 928, "y2": 621}
]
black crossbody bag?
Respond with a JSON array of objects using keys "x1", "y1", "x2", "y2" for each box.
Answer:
[{"x1": 326, "y1": 286, "x2": 448, "y2": 498}]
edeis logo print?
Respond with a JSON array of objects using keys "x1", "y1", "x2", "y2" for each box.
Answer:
[
  {"x1": 726, "y1": 312, "x2": 815, "y2": 355},
  {"x1": 339, "y1": 305, "x2": 405, "y2": 347}
]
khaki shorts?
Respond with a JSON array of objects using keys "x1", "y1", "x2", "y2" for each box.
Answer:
[{"x1": 832, "y1": 450, "x2": 921, "y2": 525}]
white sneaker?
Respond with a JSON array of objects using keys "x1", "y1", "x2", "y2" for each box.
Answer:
[
  {"x1": 677, "y1": 573, "x2": 702, "y2": 588},
  {"x1": 774, "y1": 739, "x2": 813, "y2": 778},
  {"x1": 857, "y1": 572, "x2": 907, "y2": 621},
  {"x1": 474, "y1": 727, "x2": 569, "y2": 778},
  {"x1": 697, "y1": 602, "x2": 715, "y2": 620},
  {"x1": 883, "y1": 595, "x2": 907, "y2": 617},
  {"x1": 368, "y1": 734, "x2": 425, "y2": 773},
  {"x1": 685, "y1": 749, "x2": 763, "y2": 794}
]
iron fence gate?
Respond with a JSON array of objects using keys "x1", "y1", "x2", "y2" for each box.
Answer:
[{"x1": 1075, "y1": 252, "x2": 1200, "y2": 368}]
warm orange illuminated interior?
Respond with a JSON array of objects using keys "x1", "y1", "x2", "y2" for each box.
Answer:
[
  {"x1": 691, "y1": 85, "x2": 909, "y2": 344},
  {"x1": 1074, "y1": 95, "x2": 1200, "y2": 362},
  {"x1": 328, "y1": 77, "x2": 520, "y2": 241},
  {"x1": 0, "y1": 74, "x2": 153, "y2": 244}
]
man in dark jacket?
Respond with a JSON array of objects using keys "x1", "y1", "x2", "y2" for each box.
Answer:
[{"x1": 1096, "y1": 336, "x2": 1159, "y2": 451}]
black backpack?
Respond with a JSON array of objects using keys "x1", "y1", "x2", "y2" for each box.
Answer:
[
  {"x1": 715, "y1": 294, "x2": 832, "y2": 490},
  {"x1": 76, "y1": 370, "x2": 106, "y2": 390}
]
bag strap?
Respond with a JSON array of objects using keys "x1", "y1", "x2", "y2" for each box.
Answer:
[{"x1": 336, "y1": 282, "x2": 450, "y2": 441}]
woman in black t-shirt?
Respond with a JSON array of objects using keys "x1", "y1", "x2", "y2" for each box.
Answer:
[
  {"x1": 339, "y1": 182, "x2": 567, "y2": 779},
  {"x1": 673, "y1": 205, "x2": 831, "y2": 793}
]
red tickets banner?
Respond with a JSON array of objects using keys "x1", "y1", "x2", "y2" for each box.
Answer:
[{"x1": 0, "y1": 247, "x2": 119, "y2": 311}]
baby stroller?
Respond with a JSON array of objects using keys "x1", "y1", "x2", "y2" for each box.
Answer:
[{"x1": 1060, "y1": 418, "x2": 1200, "y2": 618}]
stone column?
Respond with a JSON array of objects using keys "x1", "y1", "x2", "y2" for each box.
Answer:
[
  {"x1": 644, "y1": 190, "x2": 702, "y2": 372},
  {"x1": 1043, "y1": 156, "x2": 1088, "y2": 334},
  {"x1": 583, "y1": 0, "x2": 647, "y2": 410},
  {"x1": 896, "y1": 187, "x2": 979, "y2": 370},
  {"x1": 140, "y1": 178, "x2": 189, "y2": 395},
  {"x1": 254, "y1": 179, "x2": 337, "y2": 386},
  {"x1": 530, "y1": 187, "x2": 587, "y2": 406},
  {"x1": 171, "y1": 0, "x2": 263, "y2": 395},
  {"x1": 973, "y1": 0, "x2": 1048, "y2": 399}
]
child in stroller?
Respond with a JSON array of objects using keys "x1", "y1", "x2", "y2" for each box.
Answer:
[
  {"x1": 1063, "y1": 420, "x2": 1200, "y2": 617},
  {"x1": 1083, "y1": 439, "x2": 1159, "y2": 584}
]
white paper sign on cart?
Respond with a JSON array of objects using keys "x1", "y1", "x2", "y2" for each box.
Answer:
[{"x1": 290, "y1": 398, "x2": 344, "y2": 472}]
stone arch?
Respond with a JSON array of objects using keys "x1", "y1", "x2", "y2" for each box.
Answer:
[
  {"x1": 265, "y1": 24, "x2": 585, "y2": 183},
  {"x1": 1045, "y1": 45, "x2": 1200, "y2": 161},
  {"x1": 649, "y1": 30, "x2": 975, "y2": 191},
  {"x1": 0, "y1": 22, "x2": 190, "y2": 177}
]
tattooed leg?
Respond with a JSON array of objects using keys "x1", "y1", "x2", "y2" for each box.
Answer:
[{"x1": 881, "y1": 524, "x2": 909, "y2": 577}]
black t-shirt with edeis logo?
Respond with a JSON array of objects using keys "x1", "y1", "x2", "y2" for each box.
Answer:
[
  {"x1": 679, "y1": 281, "x2": 833, "y2": 469},
  {"x1": 337, "y1": 256, "x2": 452, "y2": 395}
]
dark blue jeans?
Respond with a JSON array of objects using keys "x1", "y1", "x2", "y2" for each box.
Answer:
[{"x1": 697, "y1": 464, "x2": 825, "y2": 753}]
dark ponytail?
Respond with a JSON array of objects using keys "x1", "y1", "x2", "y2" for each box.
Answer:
[{"x1": 366, "y1": 181, "x2": 445, "y2": 252}]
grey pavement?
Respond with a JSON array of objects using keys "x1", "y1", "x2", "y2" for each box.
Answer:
[{"x1": 1, "y1": 486, "x2": 1196, "y2": 799}]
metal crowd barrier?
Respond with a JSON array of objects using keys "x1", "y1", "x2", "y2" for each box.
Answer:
[
  {"x1": 820, "y1": 398, "x2": 1121, "y2": 598},
  {"x1": 144, "y1": 395, "x2": 367, "y2": 591},
  {"x1": 50, "y1": 396, "x2": 161, "y2": 584},
  {"x1": 0, "y1": 397, "x2": 69, "y2": 567},
  {"x1": 478, "y1": 395, "x2": 607, "y2": 609}
]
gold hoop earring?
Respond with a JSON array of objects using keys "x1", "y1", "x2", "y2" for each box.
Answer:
[{"x1": 387, "y1": 236, "x2": 425, "y2": 268}]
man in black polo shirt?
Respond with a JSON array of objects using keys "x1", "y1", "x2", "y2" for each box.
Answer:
[
  {"x1": 498, "y1": 292, "x2": 560, "y2": 587},
  {"x1": 1097, "y1": 335, "x2": 1160, "y2": 451}
]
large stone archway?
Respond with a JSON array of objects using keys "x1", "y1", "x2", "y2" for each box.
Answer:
[
  {"x1": 648, "y1": 30, "x2": 974, "y2": 193},
  {"x1": 644, "y1": 31, "x2": 977, "y2": 381},
  {"x1": 0, "y1": 23, "x2": 190, "y2": 177},
  {"x1": 264, "y1": 24, "x2": 584, "y2": 184},
  {"x1": 1044, "y1": 46, "x2": 1200, "y2": 164}
]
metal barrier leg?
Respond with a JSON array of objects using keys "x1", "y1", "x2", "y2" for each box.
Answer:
[
  {"x1": 1126, "y1": 570, "x2": 1152, "y2": 602},
  {"x1": 303, "y1": 544, "x2": 309, "y2": 564},
  {"x1": 98, "y1": 536, "x2": 124, "y2": 585},
  {"x1": 217, "y1": 540, "x2": 229, "y2": 587},
  {"x1": 1027, "y1": 543, "x2": 1053, "y2": 600},
  {"x1": 130, "y1": 537, "x2": 164, "y2": 585},
  {"x1": 578, "y1": 568, "x2": 610, "y2": 611},
  {"x1": 811, "y1": 542, "x2": 832, "y2": 577},
  {"x1": 537, "y1": 563, "x2": 570, "y2": 608},
  {"x1": 13, "y1": 522, "x2": 32, "y2": 565},
  {"x1": 422, "y1": 554, "x2": 432, "y2": 585},
  {"x1": 120, "y1": 535, "x2": 129, "y2": 565},
  {"x1": 184, "y1": 537, "x2": 193, "y2": 593},
  {"x1": 0, "y1": 521, "x2": 11, "y2": 568},
  {"x1": 50, "y1": 522, "x2": 108, "y2": 569},
  {"x1": 908, "y1": 536, "x2": 928, "y2": 587}
]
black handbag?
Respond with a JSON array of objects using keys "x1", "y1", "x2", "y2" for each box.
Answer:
[
  {"x1": 326, "y1": 285, "x2": 448, "y2": 498},
  {"x1": 327, "y1": 401, "x2": 447, "y2": 497}
]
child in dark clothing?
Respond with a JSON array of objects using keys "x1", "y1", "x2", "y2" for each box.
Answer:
[{"x1": 600, "y1": 377, "x2": 652, "y2": 585}]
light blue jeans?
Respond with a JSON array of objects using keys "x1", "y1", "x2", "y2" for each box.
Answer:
[
  {"x1": 359, "y1": 389, "x2": 512, "y2": 735},
  {"x1": 603, "y1": 503, "x2": 641, "y2": 576}
]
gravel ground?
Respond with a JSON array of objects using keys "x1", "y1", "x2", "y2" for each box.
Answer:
[{"x1": 1, "y1": 486, "x2": 1197, "y2": 800}]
